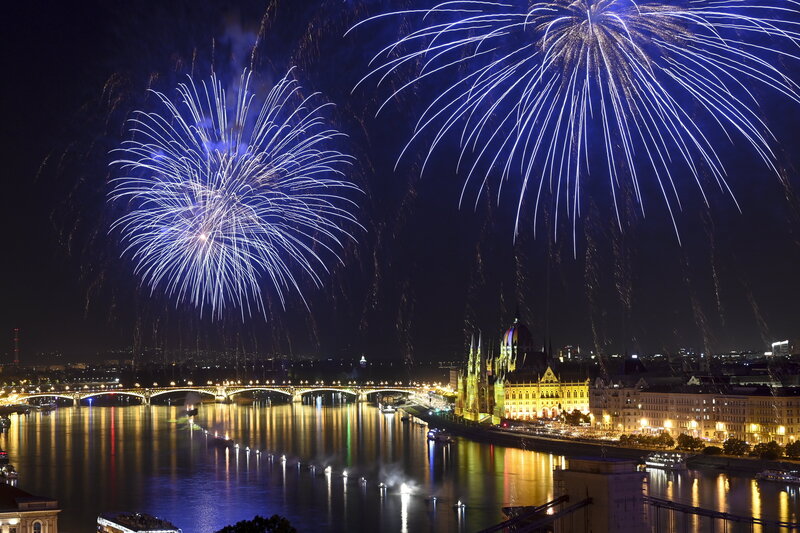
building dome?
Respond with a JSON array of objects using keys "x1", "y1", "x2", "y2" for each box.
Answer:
[{"x1": 502, "y1": 318, "x2": 533, "y2": 350}]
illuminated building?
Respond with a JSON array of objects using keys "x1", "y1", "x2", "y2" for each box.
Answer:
[
  {"x1": 770, "y1": 340, "x2": 790, "y2": 358},
  {"x1": 0, "y1": 484, "x2": 60, "y2": 533},
  {"x1": 455, "y1": 317, "x2": 590, "y2": 423},
  {"x1": 503, "y1": 368, "x2": 590, "y2": 420},
  {"x1": 591, "y1": 380, "x2": 800, "y2": 444}
]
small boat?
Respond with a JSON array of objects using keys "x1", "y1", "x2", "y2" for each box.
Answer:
[
  {"x1": 0, "y1": 451, "x2": 8, "y2": 465},
  {"x1": 427, "y1": 428, "x2": 454, "y2": 443},
  {"x1": 38, "y1": 403, "x2": 57, "y2": 413},
  {"x1": 756, "y1": 470, "x2": 800, "y2": 485},
  {"x1": 183, "y1": 406, "x2": 199, "y2": 417},
  {"x1": 644, "y1": 452, "x2": 688, "y2": 471},
  {"x1": 381, "y1": 404, "x2": 397, "y2": 414},
  {"x1": 0, "y1": 418, "x2": 10, "y2": 430},
  {"x1": 210, "y1": 436, "x2": 234, "y2": 448},
  {"x1": 1, "y1": 465, "x2": 18, "y2": 479}
]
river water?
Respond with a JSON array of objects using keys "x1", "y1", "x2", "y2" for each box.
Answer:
[{"x1": 2, "y1": 403, "x2": 798, "y2": 532}]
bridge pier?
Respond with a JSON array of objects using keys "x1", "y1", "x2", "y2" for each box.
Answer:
[
  {"x1": 292, "y1": 391, "x2": 303, "y2": 403},
  {"x1": 215, "y1": 386, "x2": 229, "y2": 403},
  {"x1": 357, "y1": 392, "x2": 368, "y2": 403}
]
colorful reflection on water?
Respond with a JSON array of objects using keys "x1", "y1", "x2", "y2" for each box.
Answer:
[{"x1": 1, "y1": 403, "x2": 797, "y2": 532}]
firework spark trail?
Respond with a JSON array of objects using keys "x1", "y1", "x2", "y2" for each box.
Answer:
[
  {"x1": 110, "y1": 69, "x2": 361, "y2": 320},
  {"x1": 352, "y1": 0, "x2": 800, "y2": 243},
  {"x1": 703, "y1": 211, "x2": 726, "y2": 326}
]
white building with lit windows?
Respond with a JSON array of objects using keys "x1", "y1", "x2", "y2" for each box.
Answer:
[{"x1": 591, "y1": 379, "x2": 800, "y2": 444}]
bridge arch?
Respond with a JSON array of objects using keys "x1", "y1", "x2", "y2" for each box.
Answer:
[
  {"x1": 80, "y1": 390, "x2": 146, "y2": 401},
  {"x1": 22, "y1": 393, "x2": 76, "y2": 403},
  {"x1": 362, "y1": 388, "x2": 413, "y2": 396},
  {"x1": 226, "y1": 388, "x2": 293, "y2": 398},
  {"x1": 298, "y1": 388, "x2": 359, "y2": 397},
  {"x1": 147, "y1": 388, "x2": 216, "y2": 399}
]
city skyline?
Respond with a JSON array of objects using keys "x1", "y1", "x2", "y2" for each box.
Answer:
[{"x1": 3, "y1": 2, "x2": 800, "y2": 531}]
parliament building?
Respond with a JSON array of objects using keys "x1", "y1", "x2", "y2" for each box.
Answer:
[{"x1": 455, "y1": 317, "x2": 590, "y2": 424}]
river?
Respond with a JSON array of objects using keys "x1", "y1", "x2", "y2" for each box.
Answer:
[{"x1": 2, "y1": 402, "x2": 797, "y2": 532}]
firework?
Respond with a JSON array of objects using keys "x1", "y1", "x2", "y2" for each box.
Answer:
[
  {"x1": 110, "y1": 69, "x2": 359, "y2": 319},
  {"x1": 352, "y1": 1, "x2": 800, "y2": 241}
]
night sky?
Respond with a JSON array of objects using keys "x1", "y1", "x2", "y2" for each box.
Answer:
[{"x1": 3, "y1": 1, "x2": 800, "y2": 363}]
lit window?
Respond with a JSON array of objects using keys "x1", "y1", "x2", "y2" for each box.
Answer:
[{"x1": 33, "y1": 523, "x2": 42, "y2": 533}]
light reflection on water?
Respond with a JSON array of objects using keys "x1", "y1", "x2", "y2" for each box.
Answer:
[{"x1": 0, "y1": 404, "x2": 797, "y2": 532}]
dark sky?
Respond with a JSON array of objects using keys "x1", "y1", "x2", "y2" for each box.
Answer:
[{"x1": 2, "y1": 1, "x2": 799, "y2": 363}]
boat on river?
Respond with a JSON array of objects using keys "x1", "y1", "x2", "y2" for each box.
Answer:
[
  {"x1": 38, "y1": 403, "x2": 57, "y2": 414},
  {"x1": 644, "y1": 452, "x2": 688, "y2": 471},
  {"x1": 427, "y1": 428, "x2": 454, "y2": 443},
  {"x1": 210, "y1": 435, "x2": 234, "y2": 448},
  {"x1": 1, "y1": 465, "x2": 18, "y2": 479},
  {"x1": 756, "y1": 469, "x2": 800, "y2": 485}
]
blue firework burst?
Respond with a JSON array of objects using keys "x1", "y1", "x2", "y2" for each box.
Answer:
[
  {"x1": 353, "y1": 0, "x2": 800, "y2": 242},
  {"x1": 110, "y1": 69, "x2": 360, "y2": 319}
]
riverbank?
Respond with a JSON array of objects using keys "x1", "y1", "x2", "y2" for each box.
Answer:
[{"x1": 405, "y1": 406, "x2": 799, "y2": 474}]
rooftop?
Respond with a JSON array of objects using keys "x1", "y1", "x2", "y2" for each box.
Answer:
[
  {"x1": 0, "y1": 483, "x2": 58, "y2": 512},
  {"x1": 98, "y1": 512, "x2": 180, "y2": 532}
]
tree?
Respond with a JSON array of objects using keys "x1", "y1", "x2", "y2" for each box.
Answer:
[
  {"x1": 675, "y1": 434, "x2": 705, "y2": 452},
  {"x1": 752, "y1": 441, "x2": 784, "y2": 461},
  {"x1": 561, "y1": 409, "x2": 590, "y2": 426},
  {"x1": 655, "y1": 431, "x2": 675, "y2": 449},
  {"x1": 723, "y1": 437, "x2": 750, "y2": 456},
  {"x1": 216, "y1": 515, "x2": 297, "y2": 533},
  {"x1": 702, "y1": 446, "x2": 722, "y2": 456},
  {"x1": 785, "y1": 440, "x2": 800, "y2": 459}
]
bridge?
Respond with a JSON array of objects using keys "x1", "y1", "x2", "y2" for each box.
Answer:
[{"x1": 6, "y1": 383, "x2": 421, "y2": 406}]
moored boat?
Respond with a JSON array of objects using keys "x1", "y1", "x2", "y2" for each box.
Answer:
[
  {"x1": 644, "y1": 452, "x2": 688, "y2": 471},
  {"x1": 755, "y1": 469, "x2": 800, "y2": 485},
  {"x1": 1, "y1": 465, "x2": 18, "y2": 479},
  {"x1": 427, "y1": 428, "x2": 454, "y2": 443}
]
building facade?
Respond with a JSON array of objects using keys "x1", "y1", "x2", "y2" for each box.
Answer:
[
  {"x1": 590, "y1": 378, "x2": 799, "y2": 444},
  {"x1": 0, "y1": 484, "x2": 59, "y2": 533},
  {"x1": 455, "y1": 318, "x2": 590, "y2": 423},
  {"x1": 504, "y1": 367, "x2": 590, "y2": 420}
]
